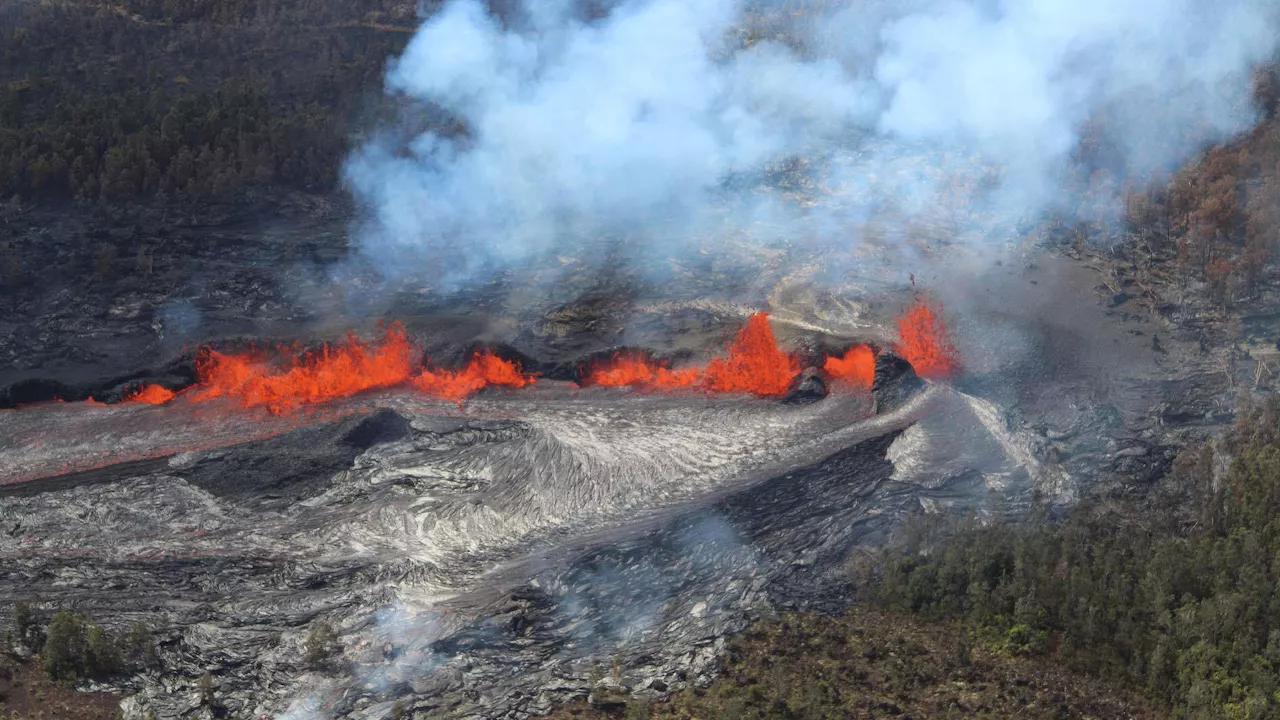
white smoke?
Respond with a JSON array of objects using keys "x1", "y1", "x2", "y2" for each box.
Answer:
[{"x1": 344, "y1": 0, "x2": 1279, "y2": 287}]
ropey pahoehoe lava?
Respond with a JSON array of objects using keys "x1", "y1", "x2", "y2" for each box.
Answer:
[{"x1": 0, "y1": 298, "x2": 1038, "y2": 720}]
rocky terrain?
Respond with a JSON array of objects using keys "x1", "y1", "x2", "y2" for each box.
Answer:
[
  {"x1": 2, "y1": 0, "x2": 1278, "y2": 714},
  {"x1": 0, "y1": 206, "x2": 1263, "y2": 718}
]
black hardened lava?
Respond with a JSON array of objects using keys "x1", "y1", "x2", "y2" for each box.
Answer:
[{"x1": 0, "y1": 354, "x2": 198, "y2": 408}]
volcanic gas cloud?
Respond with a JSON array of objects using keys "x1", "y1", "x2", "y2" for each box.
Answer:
[{"x1": 120, "y1": 301, "x2": 956, "y2": 413}]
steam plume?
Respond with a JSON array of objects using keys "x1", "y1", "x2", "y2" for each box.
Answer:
[{"x1": 345, "y1": 0, "x2": 1278, "y2": 285}]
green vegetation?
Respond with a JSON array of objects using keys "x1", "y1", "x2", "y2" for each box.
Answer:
[
  {"x1": 41, "y1": 611, "x2": 122, "y2": 682},
  {"x1": 546, "y1": 398, "x2": 1280, "y2": 720},
  {"x1": 0, "y1": 0, "x2": 417, "y2": 205},
  {"x1": 303, "y1": 620, "x2": 341, "y2": 668},
  {"x1": 123, "y1": 622, "x2": 158, "y2": 669},
  {"x1": 872, "y1": 397, "x2": 1280, "y2": 718},
  {"x1": 7, "y1": 603, "x2": 155, "y2": 689},
  {"x1": 9, "y1": 604, "x2": 43, "y2": 656}
]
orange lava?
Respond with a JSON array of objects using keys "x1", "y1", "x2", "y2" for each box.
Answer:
[
  {"x1": 823, "y1": 344, "x2": 876, "y2": 389},
  {"x1": 125, "y1": 384, "x2": 177, "y2": 405},
  {"x1": 411, "y1": 350, "x2": 535, "y2": 401},
  {"x1": 189, "y1": 323, "x2": 536, "y2": 413},
  {"x1": 894, "y1": 298, "x2": 959, "y2": 380},
  {"x1": 702, "y1": 313, "x2": 801, "y2": 396},
  {"x1": 587, "y1": 352, "x2": 702, "y2": 389},
  {"x1": 191, "y1": 324, "x2": 418, "y2": 414},
  {"x1": 585, "y1": 312, "x2": 801, "y2": 397},
  {"x1": 12, "y1": 303, "x2": 959, "y2": 422}
]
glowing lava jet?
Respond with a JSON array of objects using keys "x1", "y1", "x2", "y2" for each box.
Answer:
[
  {"x1": 894, "y1": 298, "x2": 960, "y2": 380},
  {"x1": 584, "y1": 313, "x2": 802, "y2": 396},
  {"x1": 118, "y1": 299, "x2": 957, "y2": 412},
  {"x1": 127, "y1": 322, "x2": 535, "y2": 414},
  {"x1": 823, "y1": 344, "x2": 876, "y2": 389}
]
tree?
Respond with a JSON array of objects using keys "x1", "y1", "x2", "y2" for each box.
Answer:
[
  {"x1": 197, "y1": 672, "x2": 217, "y2": 707},
  {"x1": 125, "y1": 621, "x2": 159, "y2": 668},
  {"x1": 12, "y1": 601, "x2": 44, "y2": 652},
  {"x1": 40, "y1": 610, "x2": 123, "y2": 681},
  {"x1": 86, "y1": 624, "x2": 122, "y2": 678},
  {"x1": 42, "y1": 611, "x2": 89, "y2": 682},
  {"x1": 1205, "y1": 256, "x2": 1232, "y2": 305}
]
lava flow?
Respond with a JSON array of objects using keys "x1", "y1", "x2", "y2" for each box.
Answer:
[
  {"x1": 412, "y1": 349, "x2": 537, "y2": 401},
  {"x1": 125, "y1": 384, "x2": 178, "y2": 405},
  {"x1": 894, "y1": 298, "x2": 959, "y2": 379},
  {"x1": 585, "y1": 312, "x2": 801, "y2": 397},
  {"x1": 586, "y1": 352, "x2": 702, "y2": 389},
  {"x1": 189, "y1": 323, "x2": 421, "y2": 413}
]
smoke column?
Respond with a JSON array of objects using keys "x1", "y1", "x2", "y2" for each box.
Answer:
[{"x1": 344, "y1": 0, "x2": 1279, "y2": 287}]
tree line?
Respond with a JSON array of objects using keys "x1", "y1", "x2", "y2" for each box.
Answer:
[
  {"x1": 1122, "y1": 64, "x2": 1280, "y2": 304},
  {"x1": 9, "y1": 602, "x2": 156, "y2": 683},
  {"x1": 0, "y1": 0, "x2": 417, "y2": 205},
  {"x1": 871, "y1": 397, "x2": 1280, "y2": 718}
]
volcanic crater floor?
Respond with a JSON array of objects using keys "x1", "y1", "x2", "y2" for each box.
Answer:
[
  {"x1": 0, "y1": 320, "x2": 1047, "y2": 720},
  {"x1": 0, "y1": 239, "x2": 1255, "y2": 719}
]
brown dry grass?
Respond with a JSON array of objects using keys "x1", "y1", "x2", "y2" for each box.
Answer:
[
  {"x1": 0, "y1": 656, "x2": 119, "y2": 720},
  {"x1": 540, "y1": 606, "x2": 1168, "y2": 720}
]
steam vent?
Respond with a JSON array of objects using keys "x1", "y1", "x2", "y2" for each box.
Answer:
[{"x1": 3, "y1": 0, "x2": 1279, "y2": 718}]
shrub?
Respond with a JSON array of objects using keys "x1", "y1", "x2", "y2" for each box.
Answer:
[
  {"x1": 125, "y1": 621, "x2": 159, "y2": 668},
  {"x1": 40, "y1": 610, "x2": 122, "y2": 681},
  {"x1": 870, "y1": 395, "x2": 1280, "y2": 716},
  {"x1": 12, "y1": 602, "x2": 44, "y2": 653},
  {"x1": 303, "y1": 621, "x2": 340, "y2": 668},
  {"x1": 42, "y1": 611, "x2": 88, "y2": 682},
  {"x1": 86, "y1": 624, "x2": 122, "y2": 678}
]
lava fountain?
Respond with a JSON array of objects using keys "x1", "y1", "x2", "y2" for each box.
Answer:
[
  {"x1": 894, "y1": 297, "x2": 959, "y2": 380},
  {"x1": 107, "y1": 300, "x2": 959, "y2": 414},
  {"x1": 584, "y1": 312, "x2": 801, "y2": 396}
]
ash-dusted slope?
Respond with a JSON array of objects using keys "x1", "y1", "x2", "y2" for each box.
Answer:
[{"x1": 0, "y1": 357, "x2": 1052, "y2": 719}]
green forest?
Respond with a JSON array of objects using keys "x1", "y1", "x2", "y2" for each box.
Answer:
[
  {"x1": 871, "y1": 399, "x2": 1280, "y2": 719},
  {"x1": 0, "y1": 0, "x2": 417, "y2": 204},
  {"x1": 4, "y1": 0, "x2": 1280, "y2": 314}
]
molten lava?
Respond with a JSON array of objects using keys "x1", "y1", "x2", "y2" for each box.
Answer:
[
  {"x1": 188, "y1": 323, "x2": 536, "y2": 413},
  {"x1": 587, "y1": 352, "x2": 702, "y2": 389},
  {"x1": 126, "y1": 384, "x2": 177, "y2": 405},
  {"x1": 411, "y1": 350, "x2": 535, "y2": 401},
  {"x1": 19, "y1": 302, "x2": 958, "y2": 419},
  {"x1": 191, "y1": 324, "x2": 418, "y2": 413},
  {"x1": 702, "y1": 313, "x2": 801, "y2": 396},
  {"x1": 585, "y1": 313, "x2": 801, "y2": 397},
  {"x1": 823, "y1": 344, "x2": 876, "y2": 389},
  {"x1": 894, "y1": 298, "x2": 959, "y2": 380}
]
